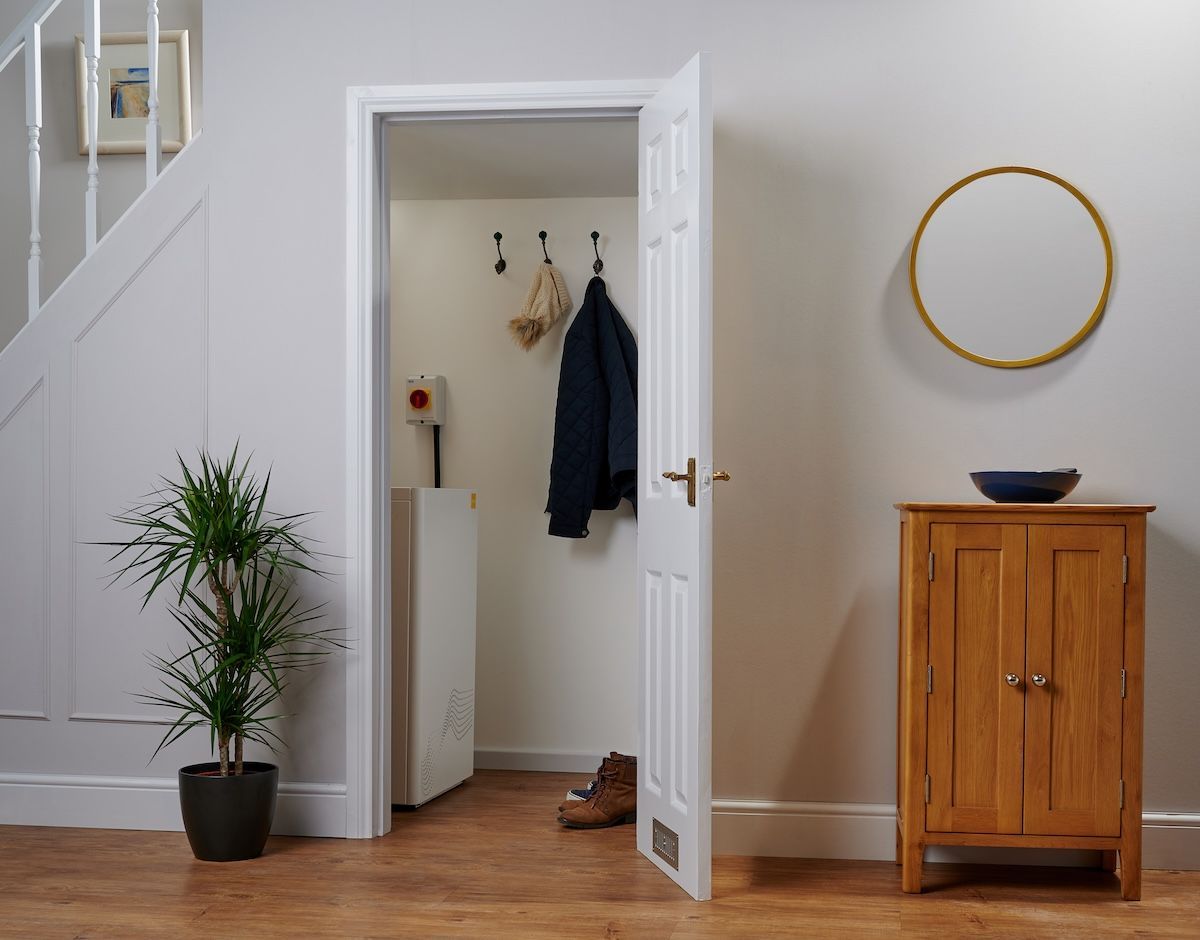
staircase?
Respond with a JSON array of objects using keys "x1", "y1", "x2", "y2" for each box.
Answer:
[
  {"x1": 1, "y1": 0, "x2": 191, "y2": 343},
  {"x1": 0, "y1": 1, "x2": 253, "y2": 834}
]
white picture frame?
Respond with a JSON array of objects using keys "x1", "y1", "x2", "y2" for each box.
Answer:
[{"x1": 74, "y1": 30, "x2": 192, "y2": 156}]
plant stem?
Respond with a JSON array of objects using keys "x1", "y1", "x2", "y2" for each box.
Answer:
[
  {"x1": 235, "y1": 733, "x2": 244, "y2": 775},
  {"x1": 219, "y1": 734, "x2": 230, "y2": 776},
  {"x1": 208, "y1": 571, "x2": 230, "y2": 634}
]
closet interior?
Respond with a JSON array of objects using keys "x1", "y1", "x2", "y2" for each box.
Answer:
[{"x1": 387, "y1": 117, "x2": 640, "y2": 814}]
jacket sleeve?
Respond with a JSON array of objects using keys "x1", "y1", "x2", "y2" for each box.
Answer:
[
  {"x1": 546, "y1": 283, "x2": 603, "y2": 538},
  {"x1": 597, "y1": 290, "x2": 638, "y2": 511}
]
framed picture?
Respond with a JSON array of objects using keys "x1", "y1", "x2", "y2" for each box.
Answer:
[{"x1": 74, "y1": 30, "x2": 193, "y2": 156}]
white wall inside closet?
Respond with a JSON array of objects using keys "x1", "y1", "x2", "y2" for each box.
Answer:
[{"x1": 388, "y1": 119, "x2": 640, "y2": 768}]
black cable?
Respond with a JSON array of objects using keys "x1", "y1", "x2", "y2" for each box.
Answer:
[{"x1": 433, "y1": 424, "x2": 442, "y2": 488}]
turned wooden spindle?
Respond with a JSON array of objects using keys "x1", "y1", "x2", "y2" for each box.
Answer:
[
  {"x1": 84, "y1": 0, "x2": 100, "y2": 253},
  {"x1": 25, "y1": 20, "x2": 42, "y2": 319},
  {"x1": 145, "y1": 0, "x2": 161, "y2": 185}
]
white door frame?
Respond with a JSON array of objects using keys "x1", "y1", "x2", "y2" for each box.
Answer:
[{"x1": 344, "y1": 79, "x2": 661, "y2": 839}]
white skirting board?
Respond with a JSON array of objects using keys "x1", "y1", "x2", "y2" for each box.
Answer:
[
  {"x1": 3, "y1": 770, "x2": 1196, "y2": 869},
  {"x1": 473, "y1": 748, "x2": 605, "y2": 775},
  {"x1": 712, "y1": 799, "x2": 1200, "y2": 871},
  {"x1": 0, "y1": 773, "x2": 347, "y2": 838}
]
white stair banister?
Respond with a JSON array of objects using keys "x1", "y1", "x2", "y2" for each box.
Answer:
[
  {"x1": 2, "y1": 0, "x2": 189, "y2": 331},
  {"x1": 84, "y1": 0, "x2": 100, "y2": 254},
  {"x1": 25, "y1": 20, "x2": 42, "y2": 320},
  {"x1": 145, "y1": 0, "x2": 162, "y2": 186}
]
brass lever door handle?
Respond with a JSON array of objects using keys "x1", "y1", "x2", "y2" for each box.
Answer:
[
  {"x1": 662, "y1": 458, "x2": 697, "y2": 506},
  {"x1": 662, "y1": 460, "x2": 732, "y2": 507}
]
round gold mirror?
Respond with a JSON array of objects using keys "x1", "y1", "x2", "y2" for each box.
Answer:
[{"x1": 909, "y1": 166, "x2": 1112, "y2": 368}]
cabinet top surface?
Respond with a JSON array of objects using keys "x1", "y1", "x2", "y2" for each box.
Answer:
[{"x1": 895, "y1": 502, "x2": 1155, "y2": 513}]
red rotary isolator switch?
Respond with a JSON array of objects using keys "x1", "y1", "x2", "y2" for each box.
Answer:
[{"x1": 405, "y1": 374, "x2": 446, "y2": 426}]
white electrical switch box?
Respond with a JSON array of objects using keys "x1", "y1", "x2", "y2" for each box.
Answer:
[{"x1": 406, "y1": 374, "x2": 446, "y2": 426}]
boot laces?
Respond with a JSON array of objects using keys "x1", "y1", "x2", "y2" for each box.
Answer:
[{"x1": 591, "y1": 761, "x2": 619, "y2": 802}]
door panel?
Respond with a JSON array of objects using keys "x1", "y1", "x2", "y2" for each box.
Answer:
[
  {"x1": 1024, "y1": 525, "x2": 1125, "y2": 836},
  {"x1": 927, "y1": 524, "x2": 1027, "y2": 834},
  {"x1": 637, "y1": 52, "x2": 713, "y2": 901}
]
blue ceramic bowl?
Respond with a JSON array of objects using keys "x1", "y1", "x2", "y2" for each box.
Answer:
[{"x1": 970, "y1": 470, "x2": 1081, "y2": 504}]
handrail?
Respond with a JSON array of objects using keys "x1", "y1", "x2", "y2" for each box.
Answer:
[
  {"x1": 2, "y1": 0, "x2": 165, "y2": 324},
  {"x1": 0, "y1": 0, "x2": 64, "y2": 75}
]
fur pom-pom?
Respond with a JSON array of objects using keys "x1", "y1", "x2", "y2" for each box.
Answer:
[{"x1": 508, "y1": 315, "x2": 547, "y2": 351}]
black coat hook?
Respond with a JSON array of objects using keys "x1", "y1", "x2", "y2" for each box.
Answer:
[
  {"x1": 539, "y1": 230, "x2": 552, "y2": 264},
  {"x1": 493, "y1": 232, "x2": 506, "y2": 274},
  {"x1": 591, "y1": 231, "x2": 603, "y2": 275}
]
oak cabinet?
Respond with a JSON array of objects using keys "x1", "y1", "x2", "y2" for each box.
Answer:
[{"x1": 895, "y1": 503, "x2": 1153, "y2": 900}]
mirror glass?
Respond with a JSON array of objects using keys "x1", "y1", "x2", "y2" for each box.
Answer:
[{"x1": 910, "y1": 168, "x2": 1111, "y2": 367}]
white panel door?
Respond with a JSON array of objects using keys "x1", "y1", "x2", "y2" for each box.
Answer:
[{"x1": 637, "y1": 52, "x2": 713, "y2": 901}]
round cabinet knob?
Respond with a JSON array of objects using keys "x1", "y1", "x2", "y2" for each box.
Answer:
[
  {"x1": 1031, "y1": 674, "x2": 1048, "y2": 687},
  {"x1": 1005, "y1": 673, "x2": 1020, "y2": 687}
]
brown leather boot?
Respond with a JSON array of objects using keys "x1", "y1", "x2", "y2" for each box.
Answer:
[
  {"x1": 557, "y1": 753, "x2": 620, "y2": 814},
  {"x1": 557, "y1": 754, "x2": 637, "y2": 828}
]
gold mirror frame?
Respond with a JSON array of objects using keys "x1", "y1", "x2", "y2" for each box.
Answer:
[{"x1": 909, "y1": 166, "x2": 1113, "y2": 368}]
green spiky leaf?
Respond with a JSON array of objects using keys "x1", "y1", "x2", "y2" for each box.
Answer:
[{"x1": 101, "y1": 447, "x2": 343, "y2": 775}]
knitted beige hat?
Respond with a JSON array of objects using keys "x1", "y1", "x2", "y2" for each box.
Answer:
[{"x1": 509, "y1": 263, "x2": 571, "y2": 350}]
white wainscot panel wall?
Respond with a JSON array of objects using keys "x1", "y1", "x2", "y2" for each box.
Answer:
[
  {"x1": 69, "y1": 204, "x2": 208, "y2": 724},
  {"x1": 0, "y1": 378, "x2": 50, "y2": 720}
]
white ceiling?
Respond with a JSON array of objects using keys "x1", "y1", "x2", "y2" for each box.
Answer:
[{"x1": 387, "y1": 118, "x2": 637, "y2": 200}]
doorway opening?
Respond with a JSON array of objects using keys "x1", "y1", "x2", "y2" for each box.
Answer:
[
  {"x1": 346, "y1": 62, "x2": 714, "y2": 900},
  {"x1": 385, "y1": 113, "x2": 640, "y2": 809}
]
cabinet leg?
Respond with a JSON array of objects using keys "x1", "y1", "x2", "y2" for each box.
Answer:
[
  {"x1": 1119, "y1": 844, "x2": 1141, "y2": 901},
  {"x1": 901, "y1": 840, "x2": 924, "y2": 893},
  {"x1": 1099, "y1": 850, "x2": 1117, "y2": 873},
  {"x1": 895, "y1": 825, "x2": 903, "y2": 865}
]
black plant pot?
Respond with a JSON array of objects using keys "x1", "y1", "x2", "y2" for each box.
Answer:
[{"x1": 178, "y1": 761, "x2": 278, "y2": 861}]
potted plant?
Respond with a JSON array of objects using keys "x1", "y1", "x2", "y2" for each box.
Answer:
[{"x1": 104, "y1": 448, "x2": 338, "y2": 861}]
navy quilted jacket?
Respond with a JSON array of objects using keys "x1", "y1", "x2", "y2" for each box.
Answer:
[{"x1": 546, "y1": 276, "x2": 637, "y2": 538}]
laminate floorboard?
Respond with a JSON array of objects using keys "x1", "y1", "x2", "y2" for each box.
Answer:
[{"x1": 1, "y1": 770, "x2": 1195, "y2": 938}]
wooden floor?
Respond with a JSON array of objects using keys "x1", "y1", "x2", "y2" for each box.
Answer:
[{"x1": 1, "y1": 770, "x2": 1196, "y2": 938}]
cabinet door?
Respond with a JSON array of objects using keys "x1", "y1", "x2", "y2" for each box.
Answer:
[
  {"x1": 927, "y1": 524, "x2": 1027, "y2": 833},
  {"x1": 1024, "y1": 525, "x2": 1125, "y2": 836}
]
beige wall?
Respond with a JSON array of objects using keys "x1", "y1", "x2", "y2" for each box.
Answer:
[
  {"x1": 5, "y1": 0, "x2": 1197, "y2": 855},
  {"x1": 390, "y1": 196, "x2": 639, "y2": 760},
  {"x1": 0, "y1": 0, "x2": 203, "y2": 349},
  {"x1": 191, "y1": 0, "x2": 1200, "y2": 828}
]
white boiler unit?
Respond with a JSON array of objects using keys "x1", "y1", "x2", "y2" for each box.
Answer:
[{"x1": 391, "y1": 486, "x2": 478, "y2": 807}]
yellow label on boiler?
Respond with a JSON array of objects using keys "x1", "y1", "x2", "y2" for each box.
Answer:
[{"x1": 470, "y1": 492, "x2": 477, "y2": 509}]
